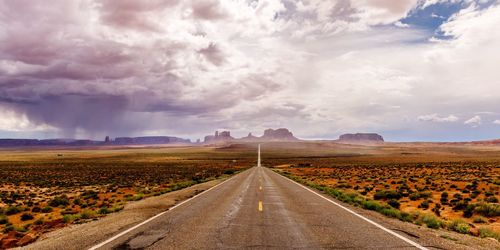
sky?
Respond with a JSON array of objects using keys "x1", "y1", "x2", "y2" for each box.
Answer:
[{"x1": 0, "y1": 0, "x2": 499, "y2": 142}]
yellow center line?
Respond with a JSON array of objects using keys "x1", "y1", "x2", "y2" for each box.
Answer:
[{"x1": 258, "y1": 201, "x2": 263, "y2": 212}]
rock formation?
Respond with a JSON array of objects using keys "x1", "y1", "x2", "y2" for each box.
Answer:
[
  {"x1": 260, "y1": 128, "x2": 298, "y2": 141},
  {"x1": 204, "y1": 131, "x2": 234, "y2": 143},
  {"x1": 241, "y1": 132, "x2": 259, "y2": 141},
  {"x1": 204, "y1": 128, "x2": 299, "y2": 144},
  {"x1": 338, "y1": 133, "x2": 384, "y2": 143}
]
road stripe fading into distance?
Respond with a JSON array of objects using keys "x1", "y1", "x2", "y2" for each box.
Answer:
[
  {"x1": 258, "y1": 201, "x2": 263, "y2": 212},
  {"x1": 88, "y1": 172, "x2": 241, "y2": 250},
  {"x1": 274, "y1": 170, "x2": 429, "y2": 250}
]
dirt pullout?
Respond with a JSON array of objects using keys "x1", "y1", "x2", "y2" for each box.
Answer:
[{"x1": 17, "y1": 179, "x2": 225, "y2": 250}]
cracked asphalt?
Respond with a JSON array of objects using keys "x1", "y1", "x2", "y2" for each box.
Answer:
[{"x1": 98, "y1": 167, "x2": 426, "y2": 250}]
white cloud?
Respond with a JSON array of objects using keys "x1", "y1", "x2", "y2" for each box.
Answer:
[
  {"x1": 464, "y1": 115, "x2": 482, "y2": 127},
  {"x1": 418, "y1": 114, "x2": 459, "y2": 122},
  {"x1": 0, "y1": 107, "x2": 55, "y2": 132},
  {"x1": 493, "y1": 120, "x2": 500, "y2": 125},
  {"x1": 395, "y1": 21, "x2": 410, "y2": 27}
]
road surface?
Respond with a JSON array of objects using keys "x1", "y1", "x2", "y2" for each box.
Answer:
[{"x1": 90, "y1": 166, "x2": 428, "y2": 249}]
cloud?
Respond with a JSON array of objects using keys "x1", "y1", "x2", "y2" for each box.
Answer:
[
  {"x1": 494, "y1": 120, "x2": 500, "y2": 125},
  {"x1": 97, "y1": 0, "x2": 180, "y2": 31},
  {"x1": 418, "y1": 114, "x2": 459, "y2": 122},
  {"x1": 464, "y1": 115, "x2": 482, "y2": 127},
  {"x1": 0, "y1": 107, "x2": 55, "y2": 133},
  {"x1": 0, "y1": 0, "x2": 499, "y2": 141}
]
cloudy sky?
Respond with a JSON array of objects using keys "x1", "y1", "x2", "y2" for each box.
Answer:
[{"x1": 0, "y1": 0, "x2": 499, "y2": 142}]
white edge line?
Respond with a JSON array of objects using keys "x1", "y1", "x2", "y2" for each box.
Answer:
[
  {"x1": 273, "y1": 170, "x2": 428, "y2": 250},
  {"x1": 88, "y1": 172, "x2": 241, "y2": 250}
]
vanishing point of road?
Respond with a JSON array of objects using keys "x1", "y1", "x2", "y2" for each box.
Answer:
[{"x1": 90, "y1": 146, "x2": 428, "y2": 250}]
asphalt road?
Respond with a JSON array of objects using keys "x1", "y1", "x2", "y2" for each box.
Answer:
[{"x1": 89, "y1": 166, "x2": 429, "y2": 250}]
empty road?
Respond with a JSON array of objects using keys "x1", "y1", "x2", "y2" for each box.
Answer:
[{"x1": 90, "y1": 166, "x2": 428, "y2": 249}]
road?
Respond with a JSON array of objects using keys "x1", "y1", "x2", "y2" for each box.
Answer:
[{"x1": 90, "y1": 166, "x2": 428, "y2": 250}]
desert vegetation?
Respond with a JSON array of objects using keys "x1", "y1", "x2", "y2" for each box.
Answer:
[
  {"x1": 0, "y1": 147, "x2": 252, "y2": 248},
  {"x1": 268, "y1": 142, "x2": 500, "y2": 241},
  {"x1": 3, "y1": 142, "x2": 500, "y2": 248}
]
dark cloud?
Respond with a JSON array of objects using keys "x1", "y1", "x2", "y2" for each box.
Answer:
[
  {"x1": 0, "y1": 0, "x2": 285, "y2": 136},
  {"x1": 1, "y1": 94, "x2": 129, "y2": 137}
]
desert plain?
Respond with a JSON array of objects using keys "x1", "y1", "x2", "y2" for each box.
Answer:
[{"x1": 1, "y1": 142, "x2": 500, "y2": 248}]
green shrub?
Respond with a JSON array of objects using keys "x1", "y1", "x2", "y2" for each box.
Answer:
[
  {"x1": 49, "y1": 195, "x2": 70, "y2": 207},
  {"x1": 125, "y1": 194, "x2": 144, "y2": 201},
  {"x1": 419, "y1": 214, "x2": 445, "y2": 229},
  {"x1": 41, "y1": 206, "x2": 53, "y2": 213},
  {"x1": 409, "y1": 192, "x2": 420, "y2": 201},
  {"x1": 449, "y1": 220, "x2": 470, "y2": 234},
  {"x1": 410, "y1": 191, "x2": 432, "y2": 201},
  {"x1": 79, "y1": 209, "x2": 97, "y2": 219},
  {"x1": 63, "y1": 214, "x2": 81, "y2": 223},
  {"x1": 432, "y1": 203, "x2": 441, "y2": 216},
  {"x1": 110, "y1": 206, "x2": 124, "y2": 213},
  {"x1": 463, "y1": 204, "x2": 475, "y2": 218},
  {"x1": 380, "y1": 208, "x2": 413, "y2": 222},
  {"x1": 81, "y1": 190, "x2": 99, "y2": 200},
  {"x1": 3, "y1": 225, "x2": 14, "y2": 233},
  {"x1": 479, "y1": 228, "x2": 500, "y2": 240},
  {"x1": 0, "y1": 215, "x2": 8, "y2": 224},
  {"x1": 5, "y1": 206, "x2": 20, "y2": 215},
  {"x1": 419, "y1": 200, "x2": 430, "y2": 209},
  {"x1": 224, "y1": 169, "x2": 235, "y2": 175},
  {"x1": 15, "y1": 226, "x2": 28, "y2": 232},
  {"x1": 486, "y1": 196, "x2": 499, "y2": 203},
  {"x1": 453, "y1": 200, "x2": 469, "y2": 211},
  {"x1": 471, "y1": 190, "x2": 481, "y2": 199},
  {"x1": 474, "y1": 203, "x2": 500, "y2": 217},
  {"x1": 20, "y1": 213, "x2": 34, "y2": 221},
  {"x1": 98, "y1": 207, "x2": 109, "y2": 214},
  {"x1": 374, "y1": 190, "x2": 401, "y2": 200},
  {"x1": 362, "y1": 200, "x2": 384, "y2": 211},
  {"x1": 388, "y1": 199, "x2": 400, "y2": 209}
]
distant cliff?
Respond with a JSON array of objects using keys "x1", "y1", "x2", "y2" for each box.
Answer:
[
  {"x1": 204, "y1": 131, "x2": 234, "y2": 143},
  {"x1": 204, "y1": 128, "x2": 298, "y2": 144},
  {"x1": 338, "y1": 133, "x2": 384, "y2": 143},
  {"x1": 0, "y1": 136, "x2": 190, "y2": 147},
  {"x1": 114, "y1": 136, "x2": 191, "y2": 145},
  {"x1": 260, "y1": 128, "x2": 298, "y2": 141},
  {"x1": 0, "y1": 139, "x2": 100, "y2": 147}
]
